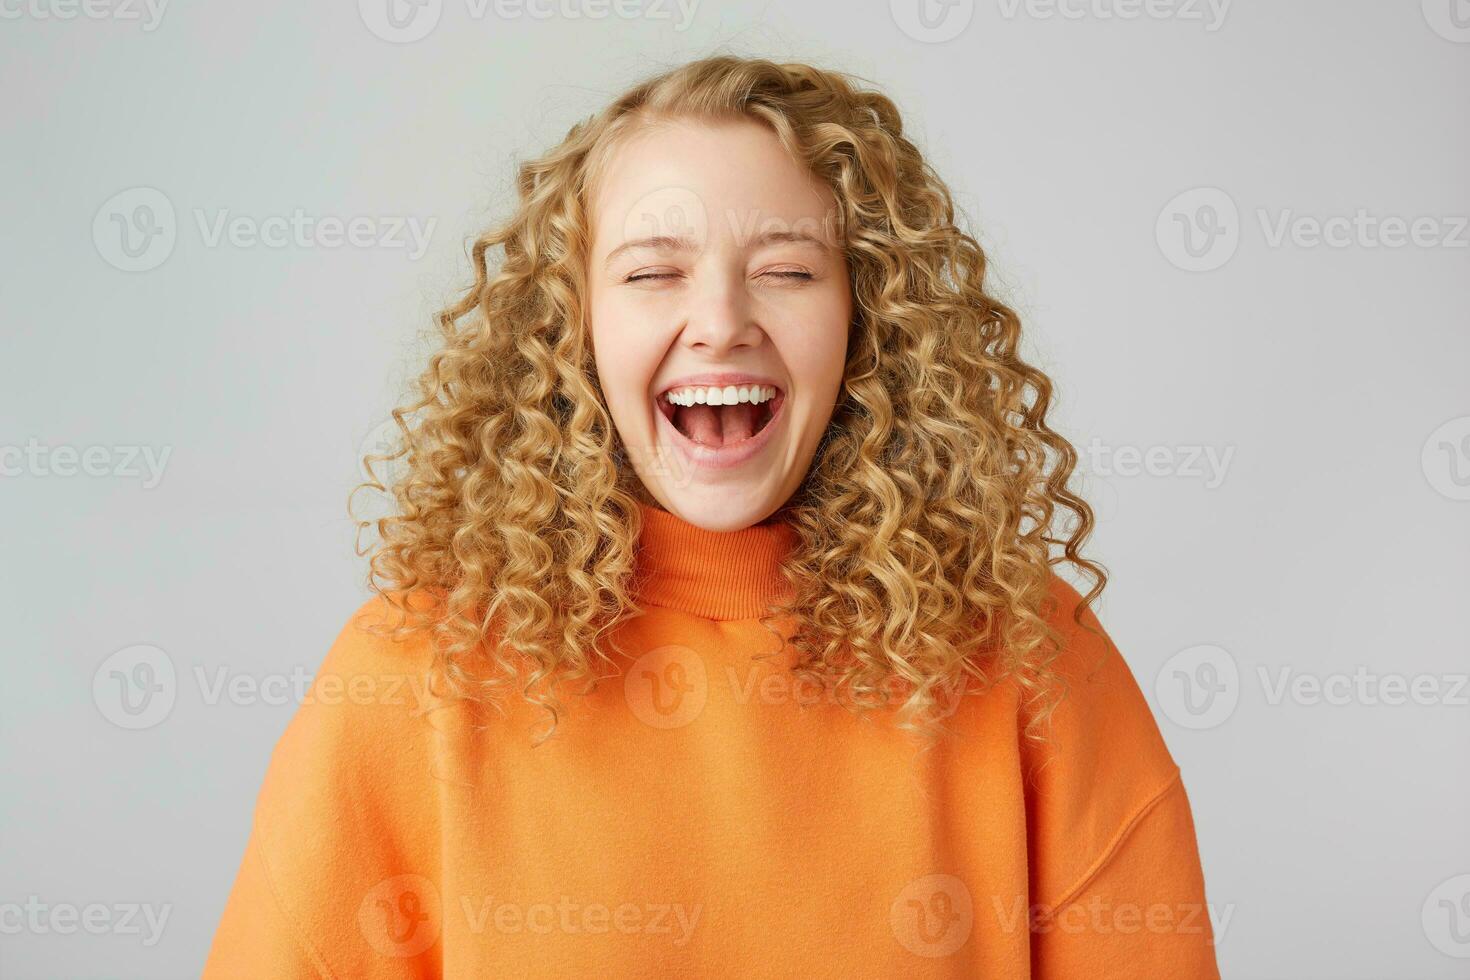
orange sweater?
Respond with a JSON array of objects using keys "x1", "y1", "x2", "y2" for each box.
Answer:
[{"x1": 204, "y1": 502, "x2": 1221, "y2": 978}]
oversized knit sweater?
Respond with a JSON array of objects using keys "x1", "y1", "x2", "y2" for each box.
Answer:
[{"x1": 203, "y1": 501, "x2": 1221, "y2": 978}]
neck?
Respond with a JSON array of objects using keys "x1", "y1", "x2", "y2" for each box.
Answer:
[{"x1": 630, "y1": 500, "x2": 797, "y2": 621}]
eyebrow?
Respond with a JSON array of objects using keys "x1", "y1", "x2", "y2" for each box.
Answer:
[{"x1": 602, "y1": 227, "x2": 832, "y2": 269}]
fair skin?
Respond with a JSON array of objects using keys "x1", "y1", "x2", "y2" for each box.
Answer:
[{"x1": 587, "y1": 117, "x2": 853, "y2": 532}]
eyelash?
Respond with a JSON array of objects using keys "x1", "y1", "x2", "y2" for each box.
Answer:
[{"x1": 625, "y1": 270, "x2": 814, "y2": 284}]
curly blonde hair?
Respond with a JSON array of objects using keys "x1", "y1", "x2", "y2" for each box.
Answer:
[{"x1": 351, "y1": 53, "x2": 1109, "y2": 748}]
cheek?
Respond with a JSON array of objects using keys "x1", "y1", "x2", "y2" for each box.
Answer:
[
  {"x1": 589, "y1": 299, "x2": 667, "y2": 416},
  {"x1": 777, "y1": 297, "x2": 850, "y2": 396}
]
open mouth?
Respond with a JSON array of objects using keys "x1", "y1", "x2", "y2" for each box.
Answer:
[{"x1": 656, "y1": 384, "x2": 784, "y2": 449}]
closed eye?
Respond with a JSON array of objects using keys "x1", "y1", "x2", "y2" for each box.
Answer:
[{"x1": 623, "y1": 270, "x2": 815, "y2": 284}]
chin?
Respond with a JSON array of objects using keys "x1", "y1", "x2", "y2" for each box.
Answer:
[{"x1": 652, "y1": 486, "x2": 784, "y2": 532}]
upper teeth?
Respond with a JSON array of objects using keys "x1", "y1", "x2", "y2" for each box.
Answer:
[{"x1": 663, "y1": 384, "x2": 777, "y2": 407}]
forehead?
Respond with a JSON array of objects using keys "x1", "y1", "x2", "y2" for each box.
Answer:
[{"x1": 588, "y1": 118, "x2": 840, "y2": 255}]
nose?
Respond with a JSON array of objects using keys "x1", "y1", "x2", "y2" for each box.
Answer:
[{"x1": 677, "y1": 271, "x2": 765, "y2": 357}]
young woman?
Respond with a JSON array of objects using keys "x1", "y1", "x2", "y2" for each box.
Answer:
[{"x1": 204, "y1": 55, "x2": 1220, "y2": 978}]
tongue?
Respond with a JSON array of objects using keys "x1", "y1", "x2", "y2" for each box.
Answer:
[{"x1": 677, "y1": 403, "x2": 756, "y2": 447}]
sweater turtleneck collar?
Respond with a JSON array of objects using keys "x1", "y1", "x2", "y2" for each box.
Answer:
[{"x1": 630, "y1": 500, "x2": 798, "y2": 621}]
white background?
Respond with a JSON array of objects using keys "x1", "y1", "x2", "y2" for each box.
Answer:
[{"x1": 2, "y1": 1, "x2": 1467, "y2": 977}]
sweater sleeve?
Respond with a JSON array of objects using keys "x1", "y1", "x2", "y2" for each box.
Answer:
[
  {"x1": 1030, "y1": 772, "x2": 1222, "y2": 978},
  {"x1": 202, "y1": 825, "x2": 331, "y2": 978},
  {"x1": 1023, "y1": 576, "x2": 1222, "y2": 978},
  {"x1": 201, "y1": 595, "x2": 445, "y2": 980}
]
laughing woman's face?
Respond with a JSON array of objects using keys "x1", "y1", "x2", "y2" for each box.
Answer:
[{"x1": 586, "y1": 117, "x2": 852, "y2": 531}]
